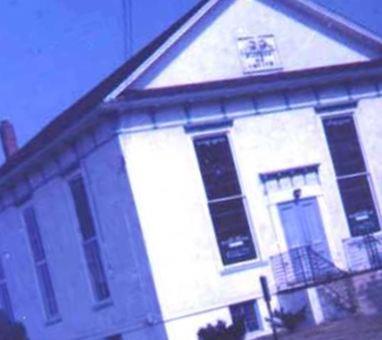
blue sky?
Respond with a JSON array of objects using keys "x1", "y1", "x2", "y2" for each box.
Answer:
[
  {"x1": 314, "y1": 0, "x2": 381, "y2": 35},
  {"x1": 0, "y1": 0, "x2": 380, "y2": 162}
]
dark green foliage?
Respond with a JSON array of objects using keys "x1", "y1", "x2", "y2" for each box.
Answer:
[
  {"x1": 0, "y1": 311, "x2": 28, "y2": 340},
  {"x1": 197, "y1": 319, "x2": 246, "y2": 340},
  {"x1": 272, "y1": 306, "x2": 306, "y2": 332}
]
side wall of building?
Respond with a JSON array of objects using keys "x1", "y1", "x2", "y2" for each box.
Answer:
[{"x1": 0, "y1": 134, "x2": 166, "y2": 340}]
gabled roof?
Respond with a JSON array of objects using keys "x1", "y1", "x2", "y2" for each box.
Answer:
[
  {"x1": 1, "y1": 0, "x2": 382, "y2": 184},
  {"x1": 110, "y1": 0, "x2": 382, "y2": 98}
]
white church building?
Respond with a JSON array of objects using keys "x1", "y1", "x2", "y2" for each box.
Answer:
[{"x1": 1, "y1": 0, "x2": 382, "y2": 339}]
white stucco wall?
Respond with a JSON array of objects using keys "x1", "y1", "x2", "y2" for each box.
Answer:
[
  {"x1": 133, "y1": 0, "x2": 376, "y2": 89},
  {"x1": 120, "y1": 124, "x2": 274, "y2": 339}
]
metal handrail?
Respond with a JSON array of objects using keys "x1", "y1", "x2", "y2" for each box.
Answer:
[
  {"x1": 363, "y1": 234, "x2": 382, "y2": 270},
  {"x1": 271, "y1": 245, "x2": 349, "y2": 290}
]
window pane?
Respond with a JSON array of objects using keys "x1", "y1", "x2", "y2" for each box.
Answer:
[
  {"x1": 0, "y1": 283, "x2": 14, "y2": 321},
  {"x1": 209, "y1": 199, "x2": 256, "y2": 265},
  {"x1": 23, "y1": 207, "x2": 60, "y2": 319},
  {"x1": 84, "y1": 240, "x2": 110, "y2": 301},
  {"x1": 23, "y1": 207, "x2": 46, "y2": 262},
  {"x1": 323, "y1": 116, "x2": 366, "y2": 176},
  {"x1": 338, "y1": 176, "x2": 380, "y2": 236},
  {"x1": 37, "y1": 263, "x2": 59, "y2": 318},
  {"x1": 70, "y1": 176, "x2": 110, "y2": 301},
  {"x1": 0, "y1": 260, "x2": 4, "y2": 281},
  {"x1": 229, "y1": 300, "x2": 260, "y2": 332},
  {"x1": 194, "y1": 135, "x2": 241, "y2": 199},
  {"x1": 69, "y1": 177, "x2": 96, "y2": 240}
]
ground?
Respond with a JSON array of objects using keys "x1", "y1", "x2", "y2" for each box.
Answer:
[{"x1": 258, "y1": 314, "x2": 382, "y2": 340}]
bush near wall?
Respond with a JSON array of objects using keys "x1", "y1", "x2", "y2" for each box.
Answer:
[
  {"x1": 0, "y1": 311, "x2": 28, "y2": 340},
  {"x1": 197, "y1": 320, "x2": 245, "y2": 340}
]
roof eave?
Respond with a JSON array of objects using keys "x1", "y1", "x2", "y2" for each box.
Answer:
[
  {"x1": 109, "y1": 59, "x2": 382, "y2": 110},
  {"x1": 1, "y1": 59, "x2": 382, "y2": 192}
]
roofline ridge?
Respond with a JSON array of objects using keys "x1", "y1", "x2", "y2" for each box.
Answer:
[
  {"x1": 105, "y1": 0, "x2": 220, "y2": 101},
  {"x1": 283, "y1": 0, "x2": 382, "y2": 50}
]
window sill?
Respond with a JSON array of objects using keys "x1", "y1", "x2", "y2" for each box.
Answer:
[
  {"x1": 45, "y1": 316, "x2": 62, "y2": 326},
  {"x1": 245, "y1": 328, "x2": 267, "y2": 340},
  {"x1": 220, "y1": 259, "x2": 268, "y2": 276},
  {"x1": 347, "y1": 230, "x2": 382, "y2": 241},
  {"x1": 92, "y1": 298, "x2": 113, "y2": 311}
]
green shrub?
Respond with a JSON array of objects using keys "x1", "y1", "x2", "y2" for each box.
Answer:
[
  {"x1": 272, "y1": 305, "x2": 306, "y2": 332},
  {"x1": 197, "y1": 319, "x2": 245, "y2": 340}
]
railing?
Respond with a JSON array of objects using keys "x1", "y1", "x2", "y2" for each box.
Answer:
[
  {"x1": 362, "y1": 234, "x2": 382, "y2": 269},
  {"x1": 344, "y1": 233, "x2": 382, "y2": 272},
  {"x1": 270, "y1": 245, "x2": 348, "y2": 292}
]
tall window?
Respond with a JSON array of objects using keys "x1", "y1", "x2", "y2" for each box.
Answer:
[
  {"x1": 323, "y1": 115, "x2": 380, "y2": 236},
  {"x1": 194, "y1": 134, "x2": 257, "y2": 265},
  {"x1": 69, "y1": 176, "x2": 110, "y2": 302},
  {"x1": 23, "y1": 207, "x2": 59, "y2": 320},
  {"x1": 229, "y1": 300, "x2": 261, "y2": 332},
  {"x1": 0, "y1": 259, "x2": 14, "y2": 321}
]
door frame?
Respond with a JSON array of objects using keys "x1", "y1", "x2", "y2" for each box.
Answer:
[
  {"x1": 265, "y1": 186, "x2": 337, "y2": 263},
  {"x1": 266, "y1": 190, "x2": 332, "y2": 325}
]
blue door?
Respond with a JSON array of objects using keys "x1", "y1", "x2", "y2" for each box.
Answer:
[{"x1": 278, "y1": 197, "x2": 330, "y2": 283}]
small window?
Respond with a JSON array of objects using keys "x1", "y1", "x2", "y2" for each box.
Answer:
[
  {"x1": 23, "y1": 207, "x2": 59, "y2": 320},
  {"x1": 105, "y1": 335, "x2": 123, "y2": 340},
  {"x1": 209, "y1": 199, "x2": 256, "y2": 264},
  {"x1": 229, "y1": 300, "x2": 261, "y2": 332},
  {"x1": 0, "y1": 259, "x2": 14, "y2": 321},
  {"x1": 338, "y1": 177, "x2": 380, "y2": 236},
  {"x1": 69, "y1": 176, "x2": 110, "y2": 301},
  {"x1": 194, "y1": 135, "x2": 257, "y2": 265}
]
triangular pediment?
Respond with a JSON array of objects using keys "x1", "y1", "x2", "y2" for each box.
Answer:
[{"x1": 107, "y1": 0, "x2": 382, "y2": 98}]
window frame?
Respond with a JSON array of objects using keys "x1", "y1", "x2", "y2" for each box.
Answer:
[
  {"x1": 229, "y1": 299, "x2": 262, "y2": 333},
  {"x1": 66, "y1": 171, "x2": 112, "y2": 306},
  {"x1": 321, "y1": 111, "x2": 382, "y2": 237},
  {"x1": 0, "y1": 257, "x2": 14, "y2": 321},
  {"x1": 21, "y1": 205, "x2": 60, "y2": 323},
  {"x1": 191, "y1": 129, "x2": 261, "y2": 269}
]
